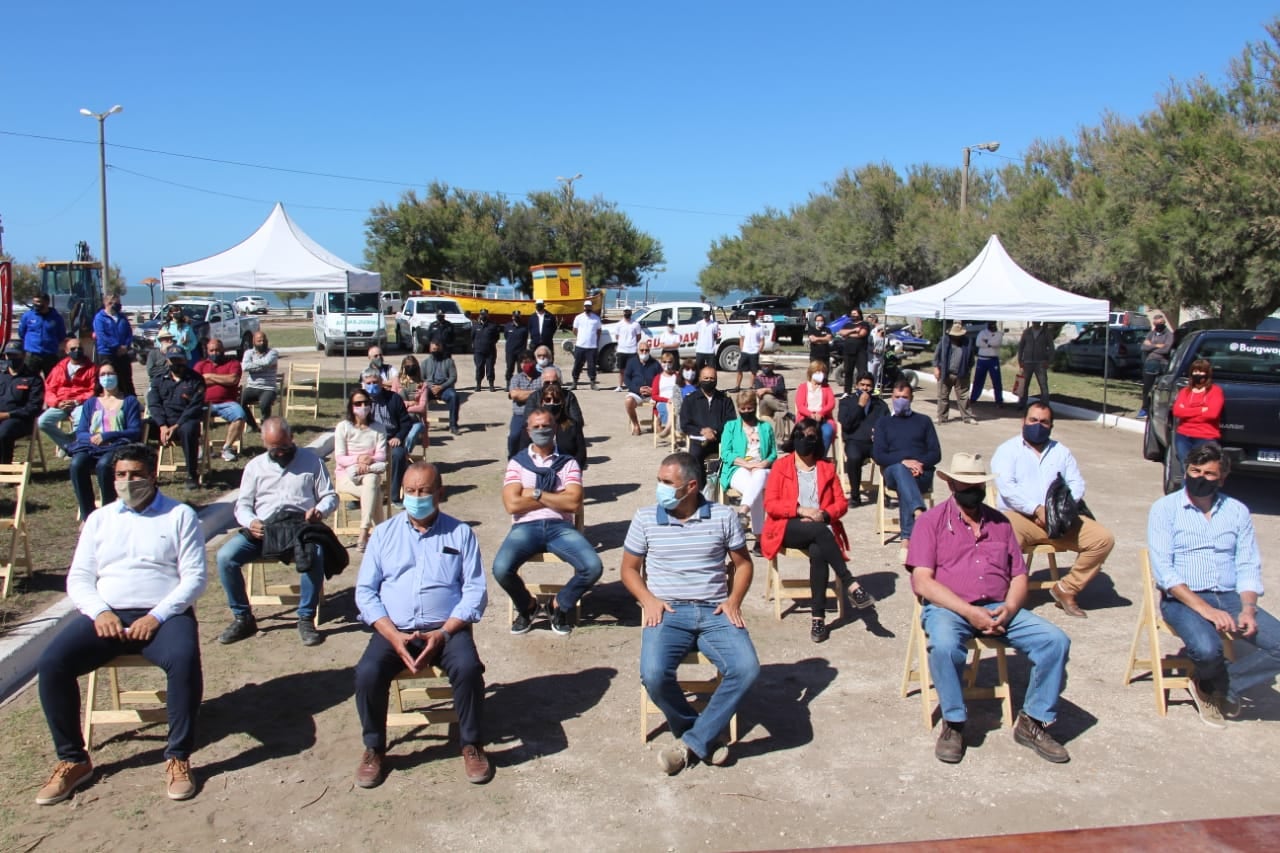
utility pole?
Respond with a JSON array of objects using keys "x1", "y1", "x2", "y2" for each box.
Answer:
[{"x1": 960, "y1": 141, "x2": 1000, "y2": 212}]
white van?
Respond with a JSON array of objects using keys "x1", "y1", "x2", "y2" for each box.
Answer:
[{"x1": 312, "y1": 291, "x2": 387, "y2": 356}]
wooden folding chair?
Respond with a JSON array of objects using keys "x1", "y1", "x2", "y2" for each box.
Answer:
[
  {"x1": 387, "y1": 665, "x2": 459, "y2": 734},
  {"x1": 876, "y1": 466, "x2": 933, "y2": 546},
  {"x1": 639, "y1": 651, "x2": 739, "y2": 744},
  {"x1": 901, "y1": 598, "x2": 1013, "y2": 730},
  {"x1": 82, "y1": 654, "x2": 167, "y2": 748},
  {"x1": 22, "y1": 424, "x2": 47, "y2": 473},
  {"x1": 764, "y1": 547, "x2": 848, "y2": 621},
  {"x1": 144, "y1": 419, "x2": 208, "y2": 482},
  {"x1": 332, "y1": 466, "x2": 391, "y2": 537},
  {"x1": 0, "y1": 462, "x2": 34, "y2": 598},
  {"x1": 284, "y1": 363, "x2": 321, "y2": 418},
  {"x1": 1123, "y1": 548, "x2": 1236, "y2": 716},
  {"x1": 207, "y1": 407, "x2": 243, "y2": 455},
  {"x1": 505, "y1": 507, "x2": 586, "y2": 624},
  {"x1": 246, "y1": 561, "x2": 322, "y2": 624}
]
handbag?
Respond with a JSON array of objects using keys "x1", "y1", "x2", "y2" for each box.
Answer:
[
  {"x1": 1011, "y1": 370, "x2": 1026, "y2": 397},
  {"x1": 1044, "y1": 473, "x2": 1093, "y2": 539}
]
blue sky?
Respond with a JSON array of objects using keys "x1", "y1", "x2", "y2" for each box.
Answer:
[{"x1": 2, "y1": 1, "x2": 1276, "y2": 303}]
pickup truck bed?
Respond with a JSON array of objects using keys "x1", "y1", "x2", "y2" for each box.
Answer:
[{"x1": 1144, "y1": 329, "x2": 1280, "y2": 492}]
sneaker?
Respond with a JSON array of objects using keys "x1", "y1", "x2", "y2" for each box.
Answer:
[
  {"x1": 1012, "y1": 711, "x2": 1071, "y2": 762},
  {"x1": 549, "y1": 604, "x2": 573, "y2": 636},
  {"x1": 963, "y1": 417, "x2": 979, "y2": 425},
  {"x1": 461, "y1": 744, "x2": 494, "y2": 784},
  {"x1": 35, "y1": 760, "x2": 93, "y2": 805},
  {"x1": 298, "y1": 617, "x2": 322, "y2": 647},
  {"x1": 510, "y1": 602, "x2": 538, "y2": 635},
  {"x1": 614, "y1": 386, "x2": 625, "y2": 393},
  {"x1": 934, "y1": 721, "x2": 965, "y2": 764},
  {"x1": 1217, "y1": 692, "x2": 1243, "y2": 719},
  {"x1": 658, "y1": 742, "x2": 691, "y2": 776},
  {"x1": 810, "y1": 618, "x2": 829, "y2": 643},
  {"x1": 449, "y1": 426, "x2": 461, "y2": 436},
  {"x1": 590, "y1": 381, "x2": 599, "y2": 391},
  {"x1": 1188, "y1": 681, "x2": 1227, "y2": 729},
  {"x1": 217, "y1": 614, "x2": 257, "y2": 645},
  {"x1": 354, "y1": 747, "x2": 385, "y2": 789},
  {"x1": 55, "y1": 446, "x2": 69, "y2": 460},
  {"x1": 704, "y1": 741, "x2": 730, "y2": 767},
  {"x1": 165, "y1": 757, "x2": 196, "y2": 801},
  {"x1": 1136, "y1": 409, "x2": 1148, "y2": 419},
  {"x1": 220, "y1": 447, "x2": 237, "y2": 463},
  {"x1": 489, "y1": 385, "x2": 497, "y2": 392},
  {"x1": 847, "y1": 584, "x2": 877, "y2": 610}
]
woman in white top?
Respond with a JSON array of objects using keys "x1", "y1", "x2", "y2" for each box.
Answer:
[{"x1": 333, "y1": 389, "x2": 388, "y2": 550}]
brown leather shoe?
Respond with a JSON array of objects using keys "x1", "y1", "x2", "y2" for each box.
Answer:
[
  {"x1": 355, "y1": 748, "x2": 386, "y2": 788},
  {"x1": 461, "y1": 744, "x2": 493, "y2": 784},
  {"x1": 934, "y1": 721, "x2": 965, "y2": 764},
  {"x1": 1050, "y1": 583, "x2": 1087, "y2": 618},
  {"x1": 1013, "y1": 712, "x2": 1070, "y2": 763}
]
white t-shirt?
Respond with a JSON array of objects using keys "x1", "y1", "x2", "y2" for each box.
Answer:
[
  {"x1": 695, "y1": 319, "x2": 719, "y2": 354},
  {"x1": 573, "y1": 312, "x2": 602, "y2": 349},
  {"x1": 658, "y1": 329, "x2": 682, "y2": 350},
  {"x1": 741, "y1": 324, "x2": 767, "y2": 355},
  {"x1": 615, "y1": 319, "x2": 644, "y2": 354}
]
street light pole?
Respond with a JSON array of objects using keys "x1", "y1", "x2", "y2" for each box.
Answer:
[
  {"x1": 556, "y1": 172, "x2": 584, "y2": 201},
  {"x1": 959, "y1": 141, "x2": 999, "y2": 212},
  {"x1": 80, "y1": 104, "x2": 123, "y2": 306}
]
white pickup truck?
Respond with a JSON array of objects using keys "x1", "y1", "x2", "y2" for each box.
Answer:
[
  {"x1": 563, "y1": 301, "x2": 776, "y2": 373},
  {"x1": 136, "y1": 298, "x2": 261, "y2": 359}
]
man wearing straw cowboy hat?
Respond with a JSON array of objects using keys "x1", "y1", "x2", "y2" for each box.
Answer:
[
  {"x1": 907, "y1": 451, "x2": 1072, "y2": 765},
  {"x1": 931, "y1": 321, "x2": 977, "y2": 425}
]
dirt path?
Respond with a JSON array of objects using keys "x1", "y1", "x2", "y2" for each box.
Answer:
[{"x1": 2, "y1": 375, "x2": 1278, "y2": 852}]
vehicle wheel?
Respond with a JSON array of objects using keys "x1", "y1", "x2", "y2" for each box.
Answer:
[
  {"x1": 598, "y1": 345, "x2": 617, "y2": 374},
  {"x1": 411, "y1": 331, "x2": 426, "y2": 354},
  {"x1": 1162, "y1": 440, "x2": 1184, "y2": 494},
  {"x1": 1142, "y1": 417, "x2": 1165, "y2": 462},
  {"x1": 717, "y1": 344, "x2": 741, "y2": 373}
]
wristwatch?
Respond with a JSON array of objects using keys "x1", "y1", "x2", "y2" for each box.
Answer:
[{"x1": 532, "y1": 488, "x2": 543, "y2": 502}]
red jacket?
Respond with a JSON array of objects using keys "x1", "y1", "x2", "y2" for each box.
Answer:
[
  {"x1": 43, "y1": 357, "x2": 98, "y2": 408},
  {"x1": 1172, "y1": 383, "x2": 1224, "y2": 440},
  {"x1": 761, "y1": 452, "x2": 849, "y2": 560}
]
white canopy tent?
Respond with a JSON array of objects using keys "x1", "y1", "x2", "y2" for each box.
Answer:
[
  {"x1": 885, "y1": 234, "x2": 1114, "y2": 418},
  {"x1": 161, "y1": 202, "x2": 380, "y2": 293}
]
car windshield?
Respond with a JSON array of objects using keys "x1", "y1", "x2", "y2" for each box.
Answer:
[
  {"x1": 416, "y1": 300, "x2": 461, "y2": 315},
  {"x1": 165, "y1": 303, "x2": 207, "y2": 323},
  {"x1": 326, "y1": 292, "x2": 381, "y2": 313},
  {"x1": 1190, "y1": 336, "x2": 1280, "y2": 382}
]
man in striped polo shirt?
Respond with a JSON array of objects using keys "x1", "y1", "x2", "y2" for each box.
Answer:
[
  {"x1": 621, "y1": 451, "x2": 759, "y2": 776},
  {"x1": 1148, "y1": 442, "x2": 1280, "y2": 727}
]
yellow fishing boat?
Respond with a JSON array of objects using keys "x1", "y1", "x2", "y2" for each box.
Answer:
[{"x1": 408, "y1": 262, "x2": 604, "y2": 323}]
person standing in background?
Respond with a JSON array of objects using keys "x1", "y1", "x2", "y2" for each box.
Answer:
[
  {"x1": 92, "y1": 296, "x2": 135, "y2": 397},
  {"x1": 613, "y1": 308, "x2": 645, "y2": 393},
  {"x1": 527, "y1": 300, "x2": 559, "y2": 353},
  {"x1": 1138, "y1": 311, "x2": 1174, "y2": 419},
  {"x1": 19, "y1": 293, "x2": 67, "y2": 377},
  {"x1": 971, "y1": 321, "x2": 1004, "y2": 408},
  {"x1": 1016, "y1": 322, "x2": 1055, "y2": 410},
  {"x1": 805, "y1": 313, "x2": 833, "y2": 371},
  {"x1": 694, "y1": 307, "x2": 721, "y2": 374},
  {"x1": 570, "y1": 301, "x2": 602, "y2": 391},
  {"x1": 503, "y1": 310, "x2": 530, "y2": 384},
  {"x1": 838, "y1": 308, "x2": 869, "y2": 398},
  {"x1": 470, "y1": 309, "x2": 500, "y2": 393}
]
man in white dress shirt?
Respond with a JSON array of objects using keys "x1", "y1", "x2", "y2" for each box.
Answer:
[{"x1": 570, "y1": 301, "x2": 603, "y2": 391}]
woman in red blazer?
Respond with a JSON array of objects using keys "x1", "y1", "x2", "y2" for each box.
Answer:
[{"x1": 763, "y1": 418, "x2": 876, "y2": 642}]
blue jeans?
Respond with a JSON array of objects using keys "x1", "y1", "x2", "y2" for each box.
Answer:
[
  {"x1": 389, "y1": 443, "x2": 409, "y2": 504},
  {"x1": 216, "y1": 530, "x2": 324, "y2": 620},
  {"x1": 922, "y1": 602, "x2": 1070, "y2": 724},
  {"x1": 640, "y1": 602, "x2": 759, "y2": 759},
  {"x1": 1161, "y1": 591, "x2": 1280, "y2": 701},
  {"x1": 819, "y1": 421, "x2": 834, "y2": 452},
  {"x1": 39, "y1": 405, "x2": 83, "y2": 451},
  {"x1": 69, "y1": 451, "x2": 117, "y2": 520},
  {"x1": 430, "y1": 388, "x2": 460, "y2": 430},
  {"x1": 882, "y1": 463, "x2": 933, "y2": 540},
  {"x1": 405, "y1": 422, "x2": 425, "y2": 456},
  {"x1": 656, "y1": 402, "x2": 669, "y2": 427},
  {"x1": 971, "y1": 355, "x2": 1003, "y2": 403},
  {"x1": 1174, "y1": 434, "x2": 1214, "y2": 466},
  {"x1": 492, "y1": 519, "x2": 603, "y2": 614}
]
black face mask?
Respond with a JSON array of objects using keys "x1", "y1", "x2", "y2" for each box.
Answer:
[
  {"x1": 1184, "y1": 474, "x2": 1220, "y2": 499},
  {"x1": 699, "y1": 379, "x2": 717, "y2": 393},
  {"x1": 954, "y1": 487, "x2": 986, "y2": 509},
  {"x1": 987, "y1": 324, "x2": 997, "y2": 332},
  {"x1": 68, "y1": 348, "x2": 83, "y2": 361},
  {"x1": 1190, "y1": 374, "x2": 1208, "y2": 385},
  {"x1": 209, "y1": 352, "x2": 224, "y2": 364},
  {"x1": 796, "y1": 434, "x2": 823, "y2": 457},
  {"x1": 269, "y1": 445, "x2": 297, "y2": 467},
  {"x1": 254, "y1": 343, "x2": 269, "y2": 354},
  {"x1": 740, "y1": 411, "x2": 757, "y2": 424},
  {"x1": 545, "y1": 403, "x2": 562, "y2": 417}
]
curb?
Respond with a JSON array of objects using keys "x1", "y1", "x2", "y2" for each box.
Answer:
[
  {"x1": 0, "y1": 431, "x2": 335, "y2": 704},
  {"x1": 916, "y1": 372, "x2": 1144, "y2": 434}
]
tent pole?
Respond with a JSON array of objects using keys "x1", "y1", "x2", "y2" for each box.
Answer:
[
  {"x1": 342, "y1": 281, "x2": 349, "y2": 402},
  {"x1": 1102, "y1": 323, "x2": 1110, "y2": 427}
]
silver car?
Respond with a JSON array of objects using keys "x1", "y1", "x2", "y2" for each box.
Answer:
[{"x1": 1060, "y1": 325, "x2": 1145, "y2": 375}]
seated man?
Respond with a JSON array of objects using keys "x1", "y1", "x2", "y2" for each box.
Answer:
[
  {"x1": 492, "y1": 408, "x2": 602, "y2": 636},
  {"x1": 146, "y1": 329, "x2": 176, "y2": 389},
  {"x1": 506, "y1": 350, "x2": 541, "y2": 458},
  {"x1": 0, "y1": 345, "x2": 45, "y2": 465},
  {"x1": 621, "y1": 451, "x2": 758, "y2": 775},
  {"x1": 35, "y1": 443, "x2": 207, "y2": 804},
  {"x1": 837, "y1": 372, "x2": 888, "y2": 506},
  {"x1": 216, "y1": 417, "x2": 337, "y2": 647},
  {"x1": 872, "y1": 380, "x2": 941, "y2": 561},
  {"x1": 353, "y1": 462, "x2": 493, "y2": 788},
  {"x1": 39, "y1": 335, "x2": 98, "y2": 458},
  {"x1": 908, "y1": 452, "x2": 1071, "y2": 765},
  {"x1": 367, "y1": 345, "x2": 395, "y2": 383},
  {"x1": 364, "y1": 368, "x2": 413, "y2": 507},
  {"x1": 422, "y1": 339, "x2": 462, "y2": 436},
  {"x1": 240, "y1": 331, "x2": 279, "y2": 433},
  {"x1": 146, "y1": 345, "x2": 206, "y2": 490},
  {"x1": 195, "y1": 337, "x2": 247, "y2": 463},
  {"x1": 680, "y1": 366, "x2": 736, "y2": 490},
  {"x1": 623, "y1": 341, "x2": 661, "y2": 436},
  {"x1": 1148, "y1": 442, "x2": 1280, "y2": 727},
  {"x1": 991, "y1": 401, "x2": 1115, "y2": 618},
  {"x1": 752, "y1": 357, "x2": 789, "y2": 435}
]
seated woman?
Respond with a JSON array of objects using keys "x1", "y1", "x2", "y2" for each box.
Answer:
[
  {"x1": 516, "y1": 381, "x2": 588, "y2": 468},
  {"x1": 795, "y1": 360, "x2": 836, "y2": 451},
  {"x1": 67, "y1": 363, "x2": 142, "y2": 522},
  {"x1": 719, "y1": 390, "x2": 776, "y2": 545},
  {"x1": 334, "y1": 389, "x2": 388, "y2": 551},
  {"x1": 650, "y1": 352, "x2": 681, "y2": 437},
  {"x1": 762, "y1": 418, "x2": 876, "y2": 643},
  {"x1": 392, "y1": 355, "x2": 429, "y2": 455}
]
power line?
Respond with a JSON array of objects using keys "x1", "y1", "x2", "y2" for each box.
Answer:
[
  {"x1": 6, "y1": 175, "x2": 100, "y2": 227},
  {"x1": 108, "y1": 165, "x2": 369, "y2": 213}
]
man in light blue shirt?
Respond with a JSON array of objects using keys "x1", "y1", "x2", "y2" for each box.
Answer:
[
  {"x1": 1147, "y1": 442, "x2": 1279, "y2": 727},
  {"x1": 352, "y1": 462, "x2": 492, "y2": 789}
]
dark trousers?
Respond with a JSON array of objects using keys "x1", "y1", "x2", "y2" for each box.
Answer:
[
  {"x1": 695, "y1": 353, "x2": 717, "y2": 373},
  {"x1": 473, "y1": 351, "x2": 496, "y2": 388},
  {"x1": 354, "y1": 628, "x2": 484, "y2": 751},
  {"x1": 843, "y1": 438, "x2": 873, "y2": 505},
  {"x1": 842, "y1": 351, "x2": 866, "y2": 394},
  {"x1": 38, "y1": 609, "x2": 203, "y2": 763},
  {"x1": 688, "y1": 438, "x2": 720, "y2": 488},
  {"x1": 572, "y1": 347, "x2": 597, "y2": 384},
  {"x1": 70, "y1": 451, "x2": 117, "y2": 520},
  {"x1": 615, "y1": 352, "x2": 634, "y2": 386},
  {"x1": 1141, "y1": 359, "x2": 1164, "y2": 411},
  {"x1": 26, "y1": 353, "x2": 59, "y2": 378},
  {"x1": 504, "y1": 350, "x2": 521, "y2": 383},
  {"x1": 240, "y1": 386, "x2": 277, "y2": 431},
  {"x1": 390, "y1": 443, "x2": 409, "y2": 503},
  {"x1": 0, "y1": 416, "x2": 33, "y2": 465},
  {"x1": 155, "y1": 420, "x2": 202, "y2": 480},
  {"x1": 781, "y1": 518, "x2": 853, "y2": 616}
]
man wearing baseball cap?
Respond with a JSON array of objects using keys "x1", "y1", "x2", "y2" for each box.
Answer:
[
  {"x1": 146, "y1": 346, "x2": 207, "y2": 490},
  {"x1": 907, "y1": 451, "x2": 1071, "y2": 765},
  {"x1": 570, "y1": 300, "x2": 602, "y2": 391}
]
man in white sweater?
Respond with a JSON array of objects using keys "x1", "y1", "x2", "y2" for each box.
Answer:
[{"x1": 35, "y1": 443, "x2": 207, "y2": 805}]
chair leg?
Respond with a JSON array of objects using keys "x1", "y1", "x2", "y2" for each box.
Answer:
[{"x1": 83, "y1": 668, "x2": 99, "y2": 749}]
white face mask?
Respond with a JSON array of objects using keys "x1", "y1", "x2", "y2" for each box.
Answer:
[
  {"x1": 638, "y1": 352, "x2": 650, "y2": 362},
  {"x1": 812, "y1": 372, "x2": 825, "y2": 384},
  {"x1": 682, "y1": 369, "x2": 695, "y2": 381}
]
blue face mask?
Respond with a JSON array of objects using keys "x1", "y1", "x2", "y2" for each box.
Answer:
[
  {"x1": 363, "y1": 383, "x2": 380, "y2": 396},
  {"x1": 403, "y1": 494, "x2": 435, "y2": 520},
  {"x1": 656, "y1": 482, "x2": 684, "y2": 510},
  {"x1": 1022, "y1": 422, "x2": 1052, "y2": 446},
  {"x1": 892, "y1": 397, "x2": 911, "y2": 416},
  {"x1": 100, "y1": 374, "x2": 119, "y2": 391}
]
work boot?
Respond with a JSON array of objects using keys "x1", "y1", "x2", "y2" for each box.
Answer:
[
  {"x1": 934, "y1": 720, "x2": 965, "y2": 764},
  {"x1": 461, "y1": 744, "x2": 494, "y2": 784},
  {"x1": 218, "y1": 614, "x2": 257, "y2": 645},
  {"x1": 1013, "y1": 712, "x2": 1070, "y2": 763},
  {"x1": 165, "y1": 758, "x2": 196, "y2": 801},
  {"x1": 355, "y1": 748, "x2": 385, "y2": 788},
  {"x1": 298, "y1": 617, "x2": 322, "y2": 646}
]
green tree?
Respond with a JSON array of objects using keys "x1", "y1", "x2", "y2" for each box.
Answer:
[
  {"x1": 0, "y1": 254, "x2": 41, "y2": 304},
  {"x1": 277, "y1": 291, "x2": 309, "y2": 313}
]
